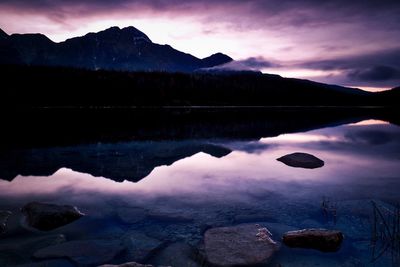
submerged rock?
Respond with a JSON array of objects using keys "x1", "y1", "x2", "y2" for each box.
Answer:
[
  {"x1": 33, "y1": 239, "x2": 124, "y2": 266},
  {"x1": 15, "y1": 259, "x2": 75, "y2": 267},
  {"x1": 148, "y1": 211, "x2": 193, "y2": 223},
  {"x1": 233, "y1": 214, "x2": 274, "y2": 224},
  {"x1": 0, "y1": 234, "x2": 66, "y2": 265},
  {"x1": 117, "y1": 207, "x2": 147, "y2": 224},
  {"x1": 148, "y1": 242, "x2": 200, "y2": 267},
  {"x1": 282, "y1": 229, "x2": 343, "y2": 252},
  {"x1": 123, "y1": 231, "x2": 165, "y2": 262},
  {"x1": 21, "y1": 202, "x2": 84, "y2": 231},
  {"x1": 204, "y1": 224, "x2": 278, "y2": 266},
  {"x1": 0, "y1": 211, "x2": 12, "y2": 235},
  {"x1": 99, "y1": 262, "x2": 170, "y2": 267},
  {"x1": 277, "y1": 152, "x2": 324, "y2": 169}
]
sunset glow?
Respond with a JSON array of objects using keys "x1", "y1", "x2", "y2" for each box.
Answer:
[{"x1": 1, "y1": 0, "x2": 399, "y2": 89}]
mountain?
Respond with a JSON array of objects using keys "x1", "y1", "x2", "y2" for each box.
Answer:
[
  {"x1": 202, "y1": 53, "x2": 233, "y2": 68},
  {"x1": 375, "y1": 86, "x2": 400, "y2": 106},
  {"x1": 0, "y1": 29, "x2": 23, "y2": 65},
  {"x1": 0, "y1": 26, "x2": 232, "y2": 72},
  {"x1": 0, "y1": 28, "x2": 8, "y2": 39}
]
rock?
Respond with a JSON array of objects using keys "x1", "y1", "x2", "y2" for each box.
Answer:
[
  {"x1": 233, "y1": 214, "x2": 274, "y2": 224},
  {"x1": 148, "y1": 242, "x2": 200, "y2": 267},
  {"x1": 14, "y1": 259, "x2": 75, "y2": 267},
  {"x1": 0, "y1": 234, "x2": 66, "y2": 253},
  {"x1": 282, "y1": 228, "x2": 343, "y2": 252},
  {"x1": 117, "y1": 207, "x2": 147, "y2": 224},
  {"x1": 21, "y1": 202, "x2": 84, "y2": 231},
  {"x1": 204, "y1": 224, "x2": 278, "y2": 266},
  {"x1": 277, "y1": 152, "x2": 324, "y2": 169},
  {"x1": 123, "y1": 231, "x2": 165, "y2": 262},
  {"x1": 0, "y1": 234, "x2": 66, "y2": 265},
  {"x1": 0, "y1": 211, "x2": 12, "y2": 235},
  {"x1": 33, "y1": 239, "x2": 124, "y2": 266},
  {"x1": 148, "y1": 211, "x2": 193, "y2": 223},
  {"x1": 99, "y1": 262, "x2": 169, "y2": 267}
]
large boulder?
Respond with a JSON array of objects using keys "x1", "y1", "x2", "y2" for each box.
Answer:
[
  {"x1": 21, "y1": 202, "x2": 84, "y2": 231},
  {"x1": 0, "y1": 211, "x2": 12, "y2": 235},
  {"x1": 33, "y1": 239, "x2": 124, "y2": 266},
  {"x1": 282, "y1": 229, "x2": 343, "y2": 252},
  {"x1": 277, "y1": 152, "x2": 324, "y2": 169},
  {"x1": 204, "y1": 224, "x2": 278, "y2": 266}
]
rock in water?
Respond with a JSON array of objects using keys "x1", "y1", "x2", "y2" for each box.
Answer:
[
  {"x1": 282, "y1": 229, "x2": 343, "y2": 252},
  {"x1": 33, "y1": 239, "x2": 124, "y2": 266},
  {"x1": 117, "y1": 207, "x2": 147, "y2": 224},
  {"x1": 21, "y1": 202, "x2": 84, "y2": 231},
  {"x1": 148, "y1": 242, "x2": 200, "y2": 267},
  {"x1": 204, "y1": 224, "x2": 278, "y2": 266},
  {"x1": 14, "y1": 259, "x2": 75, "y2": 267},
  {"x1": 0, "y1": 211, "x2": 12, "y2": 235},
  {"x1": 122, "y1": 231, "x2": 165, "y2": 262},
  {"x1": 277, "y1": 152, "x2": 324, "y2": 169}
]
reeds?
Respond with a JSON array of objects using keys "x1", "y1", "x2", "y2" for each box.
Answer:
[
  {"x1": 321, "y1": 196, "x2": 338, "y2": 225},
  {"x1": 370, "y1": 200, "x2": 400, "y2": 265}
]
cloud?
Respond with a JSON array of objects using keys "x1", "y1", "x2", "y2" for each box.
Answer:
[
  {"x1": 348, "y1": 65, "x2": 400, "y2": 82},
  {"x1": 1, "y1": 0, "x2": 400, "y2": 27},
  {"x1": 345, "y1": 130, "x2": 396, "y2": 145},
  {"x1": 238, "y1": 57, "x2": 276, "y2": 69},
  {"x1": 0, "y1": 0, "x2": 399, "y2": 89},
  {"x1": 297, "y1": 49, "x2": 400, "y2": 71},
  {"x1": 203, "y1": 57, "x2": 277, "y2": 72},
  {"x1": 288, "y1": 49, "x2": 400, "y2": 85}
]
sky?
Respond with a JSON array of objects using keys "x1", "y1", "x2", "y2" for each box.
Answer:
[{"x1": 0, "y1": 0, "x2": 400, "y2": 91}]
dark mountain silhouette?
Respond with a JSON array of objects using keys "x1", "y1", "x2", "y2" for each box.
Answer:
[
  {"x1": 202, "y1": 53, "x2": 233, "y2": 68},
  {"x1": 0, "y1": 28, "x2": 7, "y2": 39},
  {"x1": 0, "y1": 29, "x2": 23, "y2": 65},
  {"x1": 0, "y1": 26, "x2": 232, "y2": 72}
]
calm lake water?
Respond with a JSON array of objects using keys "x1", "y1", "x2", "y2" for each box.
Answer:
[{"x1": 0, "y1": 112, "x2": 400, "y2": 266}]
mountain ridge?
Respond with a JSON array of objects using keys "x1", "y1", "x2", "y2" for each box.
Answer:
[{"x1": 0, "y1": 26, "x2": 233, "y2": 72}]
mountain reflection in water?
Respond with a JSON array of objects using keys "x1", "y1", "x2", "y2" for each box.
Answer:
[{"x1": 0, "y1": 112, "x2": 399, "y2": 267}]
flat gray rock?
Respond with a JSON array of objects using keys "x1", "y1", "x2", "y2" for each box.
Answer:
[
  {"x1": 33, "y1": 239, "x2": 124, "y2": 266},
  {"x1": 21, "y1": 202, "x2": 84, "y2": 231},
  {"x1": 282, "y1": 228, "x2": 343, "y2": 252},
  {"x1": 0, "y1": 211, "x2": 12, "y2": 235},
  {"x1": 123, "y1": 231, "x2": 165, "y2": 262},
  {"x1": 277, "y1": 152, "x2": 324, "y2": 169},
  {"x1": 204, "y1": 224, "x2": 278, "y2": 266}
]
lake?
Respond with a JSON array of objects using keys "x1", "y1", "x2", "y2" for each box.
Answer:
[{"x1": 0, "y1": 108, "x2": 399, "y2": 267}]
